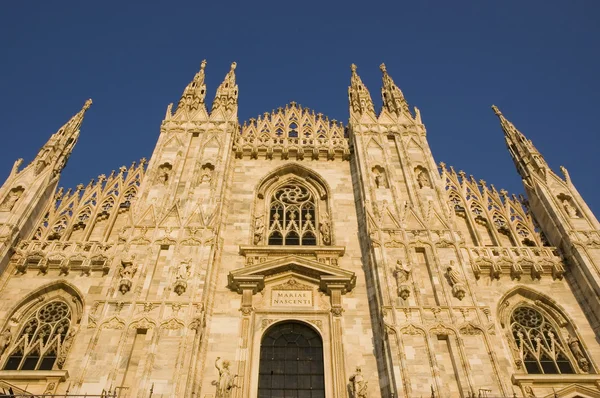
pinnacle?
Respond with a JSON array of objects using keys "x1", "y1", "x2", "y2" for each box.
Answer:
[{"x1": 491, "y1": 105, "x2": 502, "y2": 116}]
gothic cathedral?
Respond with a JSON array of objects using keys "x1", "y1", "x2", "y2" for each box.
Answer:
[{"x1": 0, "y1": 62, "x2": 599, "y2": 398}]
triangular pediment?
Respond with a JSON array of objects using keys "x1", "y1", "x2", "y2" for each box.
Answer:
[{"x1": 228, "y1": 255, "x2": 355, "y2": 293}]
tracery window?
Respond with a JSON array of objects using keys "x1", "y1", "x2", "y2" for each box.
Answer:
[
  {"x1": 268, "y1": 184, "x2": 317, "y2": 246},
  {"x1": 4, "y1": 301, "x2": 72, "y2": 371},
  {"x1": 510, "y1": 306, "x2": 574, "y2": 374}
]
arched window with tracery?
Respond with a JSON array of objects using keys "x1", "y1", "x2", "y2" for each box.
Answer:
[
  {"x1": 510, "y1": 306, "x2": 575, "y2": 374},
  {"x1": 3, "y1": 300, "x2": 73, "y2": 371},
  {"x1": 268, "y1": 184, "x2": 317, "y2": 246}
]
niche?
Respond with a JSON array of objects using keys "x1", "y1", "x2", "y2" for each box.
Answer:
[{"x1": 372, "y1": 165, "x2": 389, "y2": 189}]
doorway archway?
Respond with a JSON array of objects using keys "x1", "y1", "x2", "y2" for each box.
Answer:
[{"x1": 258, "y1": 321, "x2": 325, "y2": 398}]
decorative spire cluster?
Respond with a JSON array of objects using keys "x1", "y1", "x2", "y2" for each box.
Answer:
[
  {"x1": 492, "y1": 105, "x2": 548, "y2": 181},
  {"x1": 176, "y1": 60, "x2": 207, "y2": 114},
  {"x1": 211, "y1": 62, "x2": 238, "y2": 113},
  {"x1": 348, "y1": 64, "x2": 375, "y2": 116},
  {"x1": 380, "y1": 63, "x2": 410, "y2": 116}
]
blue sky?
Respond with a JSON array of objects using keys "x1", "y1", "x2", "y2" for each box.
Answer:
[{"x1": 1, "y1": 1, "x2": 599, "y2": 212}]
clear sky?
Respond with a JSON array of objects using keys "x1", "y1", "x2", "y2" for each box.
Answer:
[{"x1": 0, "y1": 1, "x2": 598, "y2": 212}]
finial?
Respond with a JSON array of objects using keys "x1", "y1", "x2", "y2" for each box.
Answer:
[
  {"x1": 200, "y1": 59, "x2": 207, "y2": 70},
  {"x1": 83, "y1": 99, "x2": 93, "y2": 111},
  {"x1": 230, "y1": 62, "x2": 237, "y2": 71},
  {"x1": 491, "y1": 105, "x2": 502, "y2": 116},
  {"x1": 379, "y1": 63, "x2": 387, "y2": 73},
  {"x1": 350, "y1": 64, "x2": 357, "y2": 73}
]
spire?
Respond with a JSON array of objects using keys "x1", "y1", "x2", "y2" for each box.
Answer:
[
  {"x1": 176, "y1": 60, "x2": 207, "y2": 114},
  {"x1": 211, "y1": 62, "x2": 238, "y2": 113},
  {"x1": 492, "y1": 105, "x2": 548, "y2": 181},
  {"x1": 379, "y1": 63, "x2": 410, "y2": 116},
  {"x1": 33, "y1": 99, "x2": 92, "y2": 175},
  {"x1": 348, "y1": 64, "x2": 375, "y2": 117}
]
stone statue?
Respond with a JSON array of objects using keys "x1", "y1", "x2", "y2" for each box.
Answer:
[
  {"x1": 393, "y1": 260, "x2": 411, "y2": 300},
  {"x1": 0, "y1": 188, "x2": 23, "y2": 212},
  {"x1": 446, "y1": 261, "x2": 466, "y2": 300},
  {"x1": 417, "y1": 169, "x2": 431, "y2": 189},
  {"x1": 349, "y1": 366, "x2": 368, "y2": 398},
  {"x1": 215, "y1": 357, "x2": 238, "y2": 398},
  {"x1": 567, "y1": 335, "x2": 589, "y2": 371},
  {"x1": 200, "y1": 164, "x2": 214, "y2": 184},
  {"x1": 176, "y1": 259, "x2": 190, "y2": 281},
  {"x1": 562, "y1": 199, "x2": 578, "y2": 218},
  {"x1": 253, "y1": 216, "x2": 264, "y2": 245},
  {"x1": 319, "y1": 216, "x2": 332, "y2": 245},
  {"x1": 0, "y1": 329, "x2": 12, "y2": 356},
  {"x1": 118, "y1": 258, "x2": 137, "y2": 294},
  {"x1": 157, "y1": 164, "x2": 171, "y2": 185}
]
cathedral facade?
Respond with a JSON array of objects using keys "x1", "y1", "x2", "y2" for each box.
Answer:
[{"x1": 0, "y1": 61, "x2": 599, "y2": 398}]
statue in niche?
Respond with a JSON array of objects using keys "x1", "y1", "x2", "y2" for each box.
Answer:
[
  {"x1": 214, "y1": 357, "x2": 238, "y2": 398},
  {"x1": 156, "y1": 163, "x2": 172, "y2": 185},
  {"x1": 562, "y1": 199, "x2": 578, "y2": 218},
  {"x1": 446, "y1": 261, "x2": 466, "y2": 300},
  {"x1": 319, "y1": 215, "x2": 332, "y2": 245},
  {"x1": 393, "y1": 260, "x2": 411, "y2": 300},
  {"x1": 253, "y1": 215, "x2": 264, "y2": 245},
  {"x1": 567, "y1": 335, "x2": 589, "y2": 371},
  {"x1": 0, "y1": 329, "x2": 12, "y2": 356},
  {"x1": 0, "y1": 187, "x2": 23, "y2": 212},
  {"x1": 199, "y1": 163, "x2": 215, "y2": 185},
  {"x1": 349, "y1": 366, "x2": 368, "y2": 398},
  {"x1": 372, "y1": 166, "x2": 388, "y2": 189},
  {"x1": 416, "y1": 168, "x2": 432, "y2": 189}
]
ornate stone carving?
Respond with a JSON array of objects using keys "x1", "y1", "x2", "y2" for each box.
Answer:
[
  {"x1": 253, "y1": 215, "x2": 265, "y2": 245},
  {"x1": 446, "y1": 261, "x2": 466, "y2": 300},
  {"x1": 393, "y1": 260, "x2": 411, "y2": 300},
  {"x1": 415, "y1": 166, "x2": 431, "y2": 189},
  {"x1": 214, "y1": 357, "x2": 239, "y2": 398},
  {"x1": 349, "y1": 366, "x2": 368, "y2": 398},
  {"x1": 562, "y1": 199, "x2": 578, "y2": 218},
  {"x1": 57, "y1": 325, "x2": 78, "y2": 368}
]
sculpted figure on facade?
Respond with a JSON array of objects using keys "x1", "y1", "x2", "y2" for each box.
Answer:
[
  {"x1": 215, "y1": 357, "x2": 238, "y2": 398},
  {"x1": 567, "y1": 335, "x2": 589, "y2": 371},
  {"x1": 349, "y1": 366, "x2": 368, "y2": 398},
  {"x1": 156, "y1": 163, "x2": 172, "y2": 185},
  {"x1": 416, "y1": 167, "x2": 432, "y2": 189},
  {"x1": 0, "y1": 329, "x2": 12, "y2": 356},
  {"x1": 319, "y1": 215, "x2": 331, "y2": 245},
  {"x1": 393, "y1": 260, "x2": 411, "y2": 299},
  {"x1": 0, "y1": 187, "x2": 23, "y2": 212},
  {"x1": 446, "y1": 261, "x2": 466, "y2": 300},
  {"x1": 562, "y1": 199, "x2": 578, "y2": 218},
  {"x1": 372, "y1": 166, "x2": 388, "y2": 189},
  {"x1": 118, "y1": 257, "x2": 137, "y2": 294},
  {"x1": 174, "y1": 258, "x2": 191, "y2": 296},
  {"x1": 253, "y1": 215, "x2": 264, "y2": 245}
]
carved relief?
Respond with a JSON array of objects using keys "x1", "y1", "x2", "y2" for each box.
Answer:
[
  {"x1": 173, "y1": 258, "x2": 191, "y2": 296},
  {"x1": 372, "y1": 165, "x2": 388, "y2": 189},
  {"x1": 567, "y1": 335, "x2": 589, "y2": 372}
]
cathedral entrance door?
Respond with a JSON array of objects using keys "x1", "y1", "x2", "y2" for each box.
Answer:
[{"x1": 258, "y1": 322, "x2": 325, "y2": 398}]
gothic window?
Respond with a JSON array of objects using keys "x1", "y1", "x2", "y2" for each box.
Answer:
[
  {"x1": 258, "y1": 322, "x2": 325, "y2": 398},
  {"x1": 510, "y1": 306, "x2": 574, "y2": 374},
  {"x1": 4, "y1": 301, "x2": 72, "y2": 371},
  {"x1": 268, "y1": 185, "x2": 317, "y2": 246}
]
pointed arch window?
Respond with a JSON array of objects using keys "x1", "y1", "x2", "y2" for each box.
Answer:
[
  {"x1": 268, "y1": 184, "x2": 317, "y2": 246},
  {"x1": 511, "y1": 306, "x2": 575, "y2": 374},
  {"x1": 4, "y1": 300, "x2": 72, "y2": 371}
]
